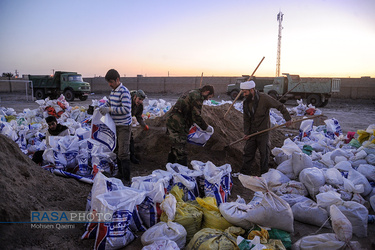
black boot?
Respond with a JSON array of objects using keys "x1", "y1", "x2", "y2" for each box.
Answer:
[
  {"x1": 167, "y1": 149, "x2": 177, "y2": 164},
  {"x1": 114, "y1": 158, "x2": 122, "y2": 178},
  {"x1": 120, "y1": 159, "x2": 131, "y2": 186},
  {"x1": 130, "y1": 154, "x2": 140, "y2": 164},
  {"x1": 130, "y1": 136, "x2": 139, "y2": 164},
  {"x1": 176, "y1": 156, "x2": 188, "y2": 166}
]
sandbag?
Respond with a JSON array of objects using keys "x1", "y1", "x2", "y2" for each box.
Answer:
[
  {"x1": 185, "y1": 226, "x2": 244, "y2": 250},
  {"x1": 357, "y1": 164, "x2": 375, "y2": 181},
  {"x1": 160, "y1": 186, "x2": 203, "y2": 243},
  {"x1": 330, "y1": 204, "x2": 352, "y2": 242},
  {"x1": 292, "y1": 199, "x2": 331, "y2": 228},
  {"x1": 238, "y1": 175, "x2": 294, "y2": 232},
  {"x1": 94, "y1": 188, "x2": 147, "y2": 250},
  {"x1": 132, "y1": 179, "x2": 166, "y2": 229},
  {"x1": 279, "y1": 194, "x2": 310, "y2": 207},
  {"x1": 141, "y1": 194, "x2": 187, "y2": 249},
  {"x1": 219, "y1": 200, "x2": 254, "y2": 230},
  {"x1": 191, "y1": 161, "x2": 233, "y2": 205},
  {"x1": 166, "y1": 163, "x2": 200, "y2": 201},
  {"x1": 276, "y1": 158, "x2": 295, "y2": 180},
  {"x1": 299, "y1": 167, "x2": 326, "y2": 199},
  {"x1": 347, "y1": 169, "x2": 372, "y2": 196},
  {"x1": 316, "y1": 191, "x2": 342, "y2": 210},
  {"x1": 141, "y1": 240, "x2": 179, "y2": 250},
  {"x1": 292, "y1": 233, "x2": 345, "y2": 250},
  {"x1": 274, "y1": 180, "x2": 309, "y2": 197},
  {"x1": 91, "y1": 109, "x2": 116, "y2": 151},
  {"x1": 261, "y1": 169, "x2": 290, "y2": 192},
  {"x1": 366, "y1": 154, "x2": 375, "y2": 165},
  {"x1": 334, "y1": 160, "x2": 352, "y2": 172},
  {"x1": 292, "y1": 152, "x2": 313, "y2": 176},
  {"x1": 196, "y1": 197, "x2": 233, "y2": 231},
  {"x1": 334, "y1": 201, "x2": 368, "y2": 238},
  {"x1": 187, "y1": 123, "x2": 214, "y2": 146},
  {"x1": 323, "y1": 168, "x2": 344, "y2": 187}
]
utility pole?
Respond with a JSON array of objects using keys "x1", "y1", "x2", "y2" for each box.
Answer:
[{"x1": 276, "y1": 10, "x2": 284, "y2": 77}]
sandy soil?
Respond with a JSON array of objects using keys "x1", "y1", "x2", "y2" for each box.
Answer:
[{"x1": 0, "y1": 92, "x2": 374, "y2": 249}]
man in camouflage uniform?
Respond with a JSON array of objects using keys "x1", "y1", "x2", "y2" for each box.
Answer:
[
  {"x1": 130, "y1": 89, "x2": 149, "y2": 164},
  {"x1": 166, "y1": 85, "x2": 214, "y2": 166}
]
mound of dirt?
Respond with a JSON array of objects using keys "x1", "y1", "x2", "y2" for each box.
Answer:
[
  {"x1": 0, "y1": 134, "x2": 92, "y2": 249},
  {"x1": 133, "y1": 103, "x2": 287, "y2": 173}
]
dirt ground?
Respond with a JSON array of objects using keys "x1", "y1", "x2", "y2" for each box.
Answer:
[{"x1": 0, "y1": 92, "x2": 374, "y2": 249}]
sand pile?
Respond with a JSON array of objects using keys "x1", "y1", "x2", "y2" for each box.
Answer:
[
  {"x1": 133, "y1": 103, "x2": 287, "y2": 173},
  {"x1": 0, "y1": 134, "x2": 92, "y2": 249}
]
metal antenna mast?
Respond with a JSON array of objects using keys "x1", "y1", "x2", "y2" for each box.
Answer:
[{"x1": 276, "y1": 10, "x2": 284, "y2": 77}]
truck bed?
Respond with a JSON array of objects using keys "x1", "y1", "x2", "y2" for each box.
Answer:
[{"x1": 288, "y1": 79, "x2": 335, "y2": 94}]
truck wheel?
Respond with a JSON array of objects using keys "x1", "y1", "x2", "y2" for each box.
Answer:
[
  {"x1": 320, "y1": 99, "x2": 329, "y2": 107},
  {"x1": 64, "y1": 89, "x2": 74, "y2": 102},
  {"x1": 307, "y1": 94, "x2": 322, "y2": 107},
  {"x1": 79, "y1": 95, "x2": 88, "y2": 101},
  {"x1": 35, "y1": 89, "x2": 45, "y2": 100},
  {"x1": 230, "y1": 90, "x2": 240, "y2": 100},
  {"x1": 268, "y1": 91, "x2": 278, "y2": 100}
]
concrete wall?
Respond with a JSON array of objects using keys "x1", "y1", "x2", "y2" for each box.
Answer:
[
  {"x1": 84, "y1": 76, "x2": 237, "y2": 95},
  {"x1": 1, "y1": 76, "x2": 374, "y2": 99}
]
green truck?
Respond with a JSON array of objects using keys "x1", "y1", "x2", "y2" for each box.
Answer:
[
  {"x1": 226, "y1": 76, "x2": 273, "y2": 100},
  {"x1": 263, "y1": 73, "x2": 341, "y2": 107},
  {"x1": 29, "y1": 71, "x2": 91, "y2": 101}
]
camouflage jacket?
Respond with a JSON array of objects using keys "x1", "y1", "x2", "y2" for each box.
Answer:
[
  {"x1": 243, "y1": 90, "x2": 291, "y2": 134},
  {"x1": 168, "y1": 89, "x2": 208, "y2": 130},
  {"x1": 130, "y1": 90, "x2": 146, "y2": 127}
]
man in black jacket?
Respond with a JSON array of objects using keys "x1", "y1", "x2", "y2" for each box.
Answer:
[{"x1": 130, "y1": 89, "x2": 149, "y2": 164}]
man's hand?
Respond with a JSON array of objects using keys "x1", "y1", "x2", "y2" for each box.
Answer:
[
  {"x1": 144, "y1": 125, "x2": 149, "y2": 131},
  {"x1": 99, "y1": 107, "x2": 111, "y2": 116},
  {"x1": 285, "y1": 120, "x2": 292, "y2": 127}
]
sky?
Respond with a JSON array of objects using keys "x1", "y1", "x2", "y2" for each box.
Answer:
[{"x1": 0, "y1": 0, "x2": 374, "y2": 78}]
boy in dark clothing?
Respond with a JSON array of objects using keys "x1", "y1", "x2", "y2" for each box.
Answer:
[{"x1": 32, "y1": 116, "x2": 69, "y2": 165}]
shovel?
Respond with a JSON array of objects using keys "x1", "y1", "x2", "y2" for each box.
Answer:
[
  {"x1": 225, "y1": 114, "x2": 323, "y2": 148},
  {"x1": 224, "y1": 56, "x2": 265, "y2": 118}
]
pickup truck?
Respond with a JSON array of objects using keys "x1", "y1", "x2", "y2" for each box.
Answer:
[
  {"x1": 29, "y1": 71, "x2": 91, "y2": 101},
  {"x1": 263, "y1": 73, "x2": 341, "y2": 107},
  {"x1": 226, "y1": 76, "x2": 273, "y2": 100}
]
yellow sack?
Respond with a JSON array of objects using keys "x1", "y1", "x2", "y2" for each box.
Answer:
[
  {"x1": 264, "y1": 239, "x2": 286, "y2": 250},
  {"x1": 357, "y1": 130, "x2": 370, "y2": 144},
  {"x1": 248, "y1": 227, "x2": 269, "y2": 244},
  {"x1": 196, "y1": 197, "x2": 233, "y2": 230},
  {"x1": 169, "y1": 184, "x2": 185, "y2": 202},
  {"x1": 161, "y1": 186, "x2": 203, "y2": 243},
  {"x1": 185, "y1": 226, "x2": 244, "y2": 250}
]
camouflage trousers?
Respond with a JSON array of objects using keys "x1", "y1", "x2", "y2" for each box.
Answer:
[{"x1": 166, "y1": 113, "x2": 189, "y2": 166}]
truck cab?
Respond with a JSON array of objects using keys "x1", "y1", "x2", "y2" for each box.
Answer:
[
  {"x1": 226, "y1": 76, "x2": 272, "y2": 100},
  {"x1": 29, "y1": 71, "x2": 91, "y2": 101},
  {"x1": 59, "y1": 72, "x2": 91, "y2": 101},
  {"x1": 263, "y1": 74, "x2": 292, "y2": 100}
]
